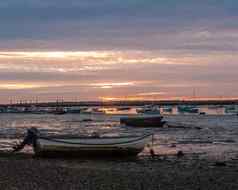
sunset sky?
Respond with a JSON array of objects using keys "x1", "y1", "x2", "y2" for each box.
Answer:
[{"x1": 0, "y1": 0, "x2": 238, "y2": 103}]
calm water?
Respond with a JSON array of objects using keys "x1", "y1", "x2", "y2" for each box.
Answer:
[{"x1": 0, "y1": 105, "x2": 238, "y2": 160}]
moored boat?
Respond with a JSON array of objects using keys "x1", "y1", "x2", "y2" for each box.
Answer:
[
  {"x1": 225, "y1": 105, "x2": 238, "y2": 115},
  {"x1": 116, "y1": 107, "x2": 131, "y2": 111},
  {"x1": 162, "y1": 106, "x2": 173, "y2": 113},
  {"x1": 66, "y1": 107, "x2": 82, "y2": 114},
  {"x1": 136, "y1": 105, "x2": 161, "y2": 115},
  {"x1": 80, "y1": 108, "x2": 106, "y2": 114},
  {"x1": 49, "y1": 107, "x2": 66, "y2": 115},
  {"x1": 52, "y1": 110, "x2": 66, "y2": 115},
  {"x1": 13, "y1": 128, "x2": 153, "y2": 157},
  {"x1": 120, "y1": 115, "x2": 166, "y2": 127},
  {"x1": 177, "y1": 105, "x2": 199, "y2": 113}
]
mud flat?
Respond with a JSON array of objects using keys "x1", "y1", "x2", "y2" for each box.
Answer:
[{"x1": 0, "y1": 151, "x2": 238, "y2": 190}]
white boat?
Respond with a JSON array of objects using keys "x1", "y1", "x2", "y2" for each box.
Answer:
[
  {"x1": 225, "y1": 105, "x2": 238, "y2": 115},
  {"x1": 177, "y1": 105, "x2": 199, "y2": 113},
  {"x1": 13, "y1": 128, "x2": 153, "y2": 157},
  {"x1": 136, "y1": 105, "x2": 161, "y2": 115},
  {"x1": 80, "y1": 108, "x2": 106, "y2": 114},
  {"x1": 162, "y1": 106, "x2": 173, "y2": 113}
]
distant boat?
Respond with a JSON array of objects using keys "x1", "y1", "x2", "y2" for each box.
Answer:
[
  {"x1": 5, "y1": 106, "x2": 22, "y2": 113},
  {"x1": 13, "y1": 128, "x2": 153, "y2": 157},
  {"x1": 0, "y1": 107, "x2": 5, "y2": 113},
  {"x1": 51, "y1": 108, "x2": 66, "y2": 115},
  {"x1": 136, "y1": 105, "x2": 161, "y2": 115},
  {"x1": 116, "y1": 107, "x2": 131, "y2": 111},
  {"x1": 81, "y1": 108, "x2": 105, "y2": 114},
  {"x1": 225, "y1": 105, "x2": 238, "y2": 114},
  {"x1": 32, "y1": 110, "x2": 48, "y2": 114},
  {"x1": 162, "y1": 106, "x2": 173, "y2": 112},
  {"x1": 120, "y1": 115, "x2": 166, "y2": 128},
  {"x1": 177, "y1": 105, "x2": 199, "y2": 113},
  {"x1": 207, "y1": 105, "x2": 223, "y2": 109},
  {"x1": 66, "y1": 107, "x2": 81, "y2": 114}
]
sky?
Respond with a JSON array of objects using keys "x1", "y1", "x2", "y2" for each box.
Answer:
[{"x1": 0, "y1": 0, "x2": 238, "y2": 103}]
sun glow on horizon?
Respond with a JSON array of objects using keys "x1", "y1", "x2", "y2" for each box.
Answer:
[
  {"x1": 0, "y1": 83, "x2": 65, "y2": 90},
  {"x1": 100, "y1": 96, "x2": 238, "y2": 102},
  {"x1": 92, "y1": 82, "x2": 135, "y2": 89},
  {"x1": 0, "y1": 51, "x2": 112, "y2": 59},
  {"x1": 0, "y1": 50, "x2": 237, "y2": 102},
  {"x1": 0, "y1": 50, "x2": 218, "y2": 66},
  {"x1": 0, "y1": 84, "x2": 46, "y2": 90}
]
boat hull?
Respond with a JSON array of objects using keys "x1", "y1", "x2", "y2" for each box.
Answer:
[
  {"x1": 34, "y1": 134, "x2": 152, "y2": 157},
  {"x1": 34, "y1": 147, "x2": 142, "y2": 157},
  {"x1": 120, "y1": 116, "x2": 165, "y2": 127}
]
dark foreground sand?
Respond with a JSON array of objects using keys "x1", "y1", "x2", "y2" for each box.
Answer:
[{"x1": 0, "y1": 152, "x2": 238, "y2": 190}]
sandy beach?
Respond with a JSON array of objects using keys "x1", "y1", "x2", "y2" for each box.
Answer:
[
  {"x1": 1, "y1": 0, "x2": 238, "y2": 189},
  {"x1": 0, "y1": 114, "x2": 237, "y2": 189},
  {"x1": 0, "y1": 151, "x2": 237, "y2": 190}
]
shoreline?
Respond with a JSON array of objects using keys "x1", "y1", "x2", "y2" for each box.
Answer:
[
  {"x1": 0, "y1": 151, "x2": 237, "y2": 190},
  {"x1": 1, "y1": 99, "x2": 238, "y2": 107}
]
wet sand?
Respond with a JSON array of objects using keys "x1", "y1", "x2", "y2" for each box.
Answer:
[
  {"x1": 0, "y1": 151, "x2": 238, "y2": 190},
  {"x1": 0, "y1": 114, "x2": 238, "y2": 189}
]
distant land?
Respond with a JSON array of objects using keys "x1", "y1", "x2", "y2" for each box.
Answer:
[{"x1": 1, "y1": 99, "x2": 238, "y2": 107}]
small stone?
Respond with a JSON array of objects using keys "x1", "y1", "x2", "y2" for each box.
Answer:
[
  {"x1": 214, "y1": 161, "x2": 226, "y2": 167},
  {"x1": 177, "y1": 151, "x2": 184, "y2": 158},
  {"x1": 170, "y1": 144, "x2": 176, "y2": 148},
  {"x1": 150, "y1": 149, "x2": 156, "y2": 158},
  {"x1": 82, "y1": 119, "x2": 93, "y2": 122},
  {"x1": 195, "y1": 127, "x2": 202, "y2": 130}
]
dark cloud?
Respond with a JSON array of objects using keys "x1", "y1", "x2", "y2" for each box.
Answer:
[{"x1": 0, "y1": 0, "x2": 237, "y2": 54}]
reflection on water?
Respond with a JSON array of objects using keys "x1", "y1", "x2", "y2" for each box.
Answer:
[
  {"x1": 0, "y1": 105, "x2": 237, "y2": 160},
  {"x1": 102, "y1": 107, "x2": 138, "y2": 115},
  {"x1": 102, "y1": 105, "x2": 231, "y2": 115},
  {"x1": 197, "y1": 106, "x2": 226, "y2": 115},
  {"x1": 160, "y1": 105, "x2": 226, "y2": 115}
]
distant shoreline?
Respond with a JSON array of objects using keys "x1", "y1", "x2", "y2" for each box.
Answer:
[{"x1": 1, "y1": 99, "x2": 238, "y2": 107}]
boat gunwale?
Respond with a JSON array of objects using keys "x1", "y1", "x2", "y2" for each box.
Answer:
[
  {"x1": 37, "y1": 133, "x2": 153, "y2": 146},
  {"x1": 120, "y1": 115, "x2": 163, "y2": 119},
  {"x1": 38, "y1": 132, "x2": 153, "y2": 139}
]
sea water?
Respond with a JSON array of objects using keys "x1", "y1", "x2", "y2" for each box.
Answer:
[{"x1": 0, "y1": 106, "x2": 237, "y2": 160}]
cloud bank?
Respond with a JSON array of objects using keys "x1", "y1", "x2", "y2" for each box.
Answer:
[{"x1": 0, "y1": 1, "x2": 238, "y2": 102}]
